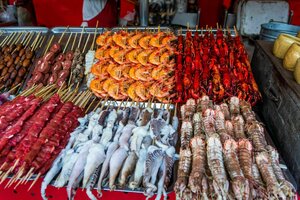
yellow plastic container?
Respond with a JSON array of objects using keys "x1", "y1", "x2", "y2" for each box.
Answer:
[
  {"x1": 294, "y1": 58, "x2": 300, "y2": 84},
  {"x1": 283, "y1": 43, "x2": 300, "y2": 71},
  {"x1": 273, "y1": 33, "x2": 300, "y2": 59}
]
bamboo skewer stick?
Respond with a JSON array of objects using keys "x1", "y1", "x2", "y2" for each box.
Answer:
[
  {"x1": 85, "y1": 97, "x2": 96, "y2": 113},
  {"x1": 20, "y1": 32, "x2": 29, "y2": 45},
  {"x1": 14, "y1": 32, "x2": 24, "y2": 44},
  {"x1": 6, "y1": 32, "x2": 17, "y2": 46},
  {"x1": 31, "y1": 32, "x2": 40, "y2": 50},
  {"x1": 71, "y1": 33, "x2": 78, "y2": 51},
  {"x1": 93, "y1": 100, "x2": 102, "y2": 112},
  {"x1": 24, "y1": 32, "x2": 35, "y2": 48},
  {"x1": 0, "y1": 33, "x2": 11, "y2": 46},
  {"x1": 91, "y1": 20, "x2": 99, "y2": 50},
  {"x1": 63, "y1": 32, "x2": 73, "y2": 53},
  {"x1": 43, "y1": 35, "x2": 54, "y2": 55},
  {"x1": 27, "y1": 173, "x2": 41, "y2": 191},
  {"x1": 58, "y1": 26, "x2": 69, "y2": 44},
  {"x1": 78, "y1": 27, "x2": 85, "y2": 49},
  {"x1": 83, "y1": 33, "x2": 91, "y2": 53},
  {"x1": 0, "y1": 159, "x2": 19, "y2": 184},
  {"x1": 38, "y1": 36, "x2": 46, "y2": 49},
  {"x1": 32, "y1": 32, "x2": 42, "y2": 50}
]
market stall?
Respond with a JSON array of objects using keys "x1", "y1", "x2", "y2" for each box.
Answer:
[{"x1": 0, "y1": 25, "x2": 298, "y2": 200}]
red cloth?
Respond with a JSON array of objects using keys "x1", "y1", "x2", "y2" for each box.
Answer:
[
  {"x1": 119, "y1": 0, "x2": 135, "y2": 20},
  {"x1": 0, "y1": 179, "x2": 176, "y2": 200},
  {"x1": 288, "y1": 0, "x2": 300, "y2": 25},
  {"x1": 32, "y1": 0, "x2": 117, "y2": 27}
]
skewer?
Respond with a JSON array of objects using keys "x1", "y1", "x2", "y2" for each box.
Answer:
[
  {"x1": 14, "y1": 32, "x2": 25, "y2": 44},
  {"x1": 82, "y1": 93, "x2": 93, "y2": 108},
  {"x1": 71, "y1": 33, "x2": 78, "y2": 51},
  {"x1": 63, "y1": 32, "x2": 73, "y2": 53},
  {"x1": 233, "y1": 26, "x2": 238, "y2": 36},
  {"x1": 0, "y1": 159, "x2": 19, "y2": 184},
  {"x1": 58, "y1": 26, "x2": 69, "y2": 44},
  {"x1": 85, "y1": 97, "x2": 96, "y2": 113},
  {"x1": 78, "y1": 27, "x2": 85, "y2": 49},
  {"x1": 6, "y1": 32, "x2": 17, "y2": 46},
  {"x1": 100, "y1": 97, "x2": 108, "y2": 110},
  {"x1": 9, "y1": 32, "x2": 21, "y2": 45},
  {"x1": 20, "y1": 32, "x2": 29, "y2": 45},
  {"x1": 83, "y1": 33, "x2": 91, "y2": 53},
  {"x1": 0, "y1": 33, "x2": 11, "y2": 46},
  {"x1": 39, "y1": 36, "x2": 46, "y2": 48},
  {"x1": 91, "y1": 20, "x2": 99, "y2": 50},
  {"x1": 43, "y1": 35, "x2": 54, "y2": 55},
  {"x1": 31, "y1": 32, "x2": 41, "y2": 50},
  {"x1": 33, "y1": 35, "x2": 43, "y2": 50},
  {"x1": 27, "y1": 173, "x2": 41, "y2": 191},
  {"x1": 24, "y1": 32, "x2": 35, "y2": 48},
  {"x1": 7, "y1": 83, "x2": 21, "y2": 93},
  {"x1": 93, "y1": 100, "x2": 103, "y2": 112}
]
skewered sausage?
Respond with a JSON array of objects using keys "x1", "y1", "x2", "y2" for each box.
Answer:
[
  {"x1": 66, "y1": 51, "x2": 74, "y2": 60},
  {"x1": 52, "y1": 62, "x2": 62, "y2": 73},
  {"x1": 37, "y1": 61, "x2": 50, "y2": 73},
  {"x1": 19, "y1": 48, "x2": 25, "y2": 57},
  {"x1": 0, "y1": 64, "x2": 4, "y2": 70},
  {"x1": 22, "y1": 59, "x2": 31, "y2": 68},
  {"x1": 43, "y1": 52, "x2": 55, "y2": 62},
  {"x1": 26, "y1": 51, "x2": 34, "y2": 59},
  {"x1": 14, "y1": 56, "x2": 21, "y2": 65},
  {"x1": 32, "y1": 71, "x2": 43, "y2": 83},
  {"x1": 2, "y1": 73, "x2": 10, "y2": 82},
  {"x1": 10, "y1": 69, "x2": 17, "y2": 79},
  {"x1": 1, "y1": 67, "x2": 8, "y2": 76},
  {"x1": 58, "y1": 69, "x2": 70, "y2": 80},
  {"x1": 7, "y1": 58, "x2": 13, "y2": 67},
  {"x1": 50, "y1": 43, "x2": 61, "y2": 53},
  {"x1": 55, "y1": 53, "x2": 65, "y2": 62},
  {"x1": 62, "y1": 60, "x2": 72, "y2": 70},
  {"x1": 8, "y1": 66, "x2": 15, "y2": 73},
  {"x1": 18, "y1": 67, "x2": 27, "y2": 77},
  {"x1": 48, "y1": 73, "x2": 58, "y2": 85}
]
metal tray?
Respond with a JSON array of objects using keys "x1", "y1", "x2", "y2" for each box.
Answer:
[
  {"x1": 0, "y1": 27, "x2": 50, "y2": 93},
  {"x1": 0, "y1": 26, "x2": 49, "y2": 33},
  {"x1": 175, "y1": 28, "x2": 236, "y2": 37}
]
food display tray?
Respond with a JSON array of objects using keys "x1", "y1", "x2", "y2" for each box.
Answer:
[{"x1": 0, "y1": 27, "x2": 50, "y2": 93}]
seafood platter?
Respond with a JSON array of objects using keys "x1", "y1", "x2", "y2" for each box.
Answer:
[
  {"x1": 0, "y1": 25, "x2": 297, "y2": 200},
  {"x1": 0, "y1": 27, "x2": 49, "y2": 94}
]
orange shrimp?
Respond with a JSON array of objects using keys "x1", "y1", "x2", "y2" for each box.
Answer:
[
  {"x1": 149, "y1": 49, "x2": 161, "y2": 65},
  {"x1": 128, "y1": 32, "x2": 144, "y2": 48},
  {"x1": 129, "y1": 65, "x2": 140, "y2": 80},
  {"x1": 161, "y1": 34, "x2": 177, "y2": 46},
  {"x1": 109, "y1": 46, "x2": 120, "y2": 58},
  {"x1": 90, "y1": 79, "x2": 108, "y2": 97},
  {"x1": 112, "y1": 49, "x2": 129, "y2": 64},
  {"x1": 149, "y1": 32, "x2": 166, "y2": 48},
  {"x1": 137, "y1": 49, "x2": 153, "y2": 66},
  {"x1": 135, "y1": 82, "x2": 152, "y2": 101},
  {"x1": 119, "y1": 80, "x2": 134, "y2": 96},
  {"x1": 160, "y1": 49, "x2": 174, "y2": 64},
  {"x1": 108, "y1": 83, "x2": 127, "y2": 100},
  {"x1": 126, "y1": 48, "x2": 143, "y2": 63},
  {"x1": 95, "y1": 46, "x2": 111, "y2": 60},
  {"x1": 102, "y1": 78, "x2": 115, "y2": 93},
  {"x1": 138, "y1": 35, "x2": 152, "y2": 49},
  {"x1": 112, "y1": 31, "x2": 128, "y2": 49},
  {"x1": 90, "y1": 60, "x2": 110, "y2": 78},
  {"x1": 135, "y1": 65, "x2": 153, "y2": 81},
  {"x1": 96, "y1": 31, "x2": 112, "y2": 46},
  {"x1": 128, "y1": 82, "x2": 142, "y2": 101}
]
